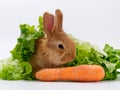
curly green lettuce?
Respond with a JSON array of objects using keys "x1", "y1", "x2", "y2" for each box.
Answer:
[
  {"x1": 0, "y1": 58, "x2": 33, "y2": 80},
  {"x1": 0, "y1": 16, "x2": 44, "y2": 80},
  {"x1": 64, "y1": 37, "x2": 120, "y2": 80},
  {"x1": 11, "y1": 16, "x2": 44, "y2": 62}
]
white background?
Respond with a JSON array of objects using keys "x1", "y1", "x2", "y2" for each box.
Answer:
[{"x1": 0, "y1": 0, "x2": 120, "y2": 90}]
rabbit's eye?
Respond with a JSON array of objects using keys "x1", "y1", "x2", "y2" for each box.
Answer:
[{"x1": 58, "y1": 44, "x2": 64, "y2": 49}]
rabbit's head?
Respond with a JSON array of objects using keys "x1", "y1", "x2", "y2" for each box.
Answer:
[{"x1": 43, "y1": 9, "x2": 76, "y2": 66}]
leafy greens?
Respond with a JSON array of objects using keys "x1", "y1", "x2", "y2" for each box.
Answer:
[
  {"x1": 11, "y1": 16, "x2": 44, "y2": 62},
  {"x1": 0, "y1": 16, "x2": 44, "y2": 80},
  {"x1": 64, "y1": 38, "x2": 120, "y2": 80},
  {"x1": 0, "y1": 58, "x2": 33, "y2": 80}
]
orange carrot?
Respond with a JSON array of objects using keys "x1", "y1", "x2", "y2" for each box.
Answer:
[{"x1": 35, "y1": 65, "x2": 105, "y2": 82}]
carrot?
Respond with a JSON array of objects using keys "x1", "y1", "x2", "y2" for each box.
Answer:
[{"x1": 35, "y1": 65, "x2": 105, "y2": 82}]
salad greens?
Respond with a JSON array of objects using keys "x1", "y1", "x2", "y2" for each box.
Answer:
[
  {"x1": 0, "y1": 15, "x2": 120, "y2": 80},
  {"x1": 0, "y1": 16, "x2": 44, "y2": 80},
  {"x1": 11, "y1": 16, "x2": 44, "y2": 62},
  {"x1": 64, "y1": 38, "x2": 120, "y2": 80},
  {"x1": 0, "y1": 58, "x2": 33, "y2": 80}
]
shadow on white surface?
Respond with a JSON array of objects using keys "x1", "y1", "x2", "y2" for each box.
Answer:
[{"x1": 0, "y1": 76, "x2": 120, "y2": 90}]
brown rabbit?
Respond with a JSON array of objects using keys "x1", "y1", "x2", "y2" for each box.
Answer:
[{"x1": 30, "y1": 9, "x2": 76, "y2": 74}]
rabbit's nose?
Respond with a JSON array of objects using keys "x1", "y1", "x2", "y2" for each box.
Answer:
[
  {"x1": 67, "y1": 54, "x2": 75, "y2": 61},
  {"x1": 66, "y1": 53, "x2": 75, "y2": 59},
  {"x1": 67, "y1": 52, "x2": 76, "y2": 60},
  {"x1": 71, "y1": 56, "x2": 75, "y2": 60}
]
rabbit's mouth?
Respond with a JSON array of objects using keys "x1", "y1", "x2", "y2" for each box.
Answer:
[
  {"x1": 60, "y1": 54, "x2": 75, "y2": 64},
  {"x1": 50, "y1": 56, "x2": 74, "y2": 67},
  {"x1": 47, "y1": 51, "x2": 76, "y2": 67}
]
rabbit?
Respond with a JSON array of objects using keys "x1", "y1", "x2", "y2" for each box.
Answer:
[{"x1": 29, "y1": 9, "x2": 76, "y2": 74}]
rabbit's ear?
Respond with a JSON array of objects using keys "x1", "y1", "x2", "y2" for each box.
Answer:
[
  {"x1": 55, "y1": 9, "x2": 63, "y2": 31},
  {"x1": 43, "y1": 12, "x2": 55, "y2": 35}
]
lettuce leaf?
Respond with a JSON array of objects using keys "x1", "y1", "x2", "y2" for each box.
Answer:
[
  {"x1": 0, "y1": 16, "x2": 44, "y2": 80},
  {"x1": 11, "y1": 17, "x2": 44, "y2": 61},
  {"x1": 0, "y1": 58, "x2": 33, "y2": 80},
  {"x1": 64, "y1": 38, "x2": 120, "y2": 80}
]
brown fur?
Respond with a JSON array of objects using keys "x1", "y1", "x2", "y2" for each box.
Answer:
[{"x1": 29, "y1": 9, "x2": 76, "y2": 74}]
